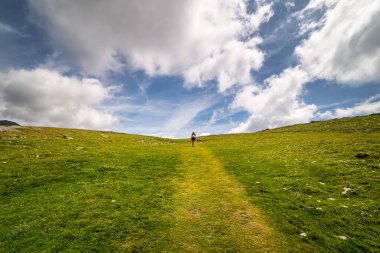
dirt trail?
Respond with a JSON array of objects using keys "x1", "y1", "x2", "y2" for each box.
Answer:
[{"x1": 164, "y1": 144, "x2": 286, "y2": 252}]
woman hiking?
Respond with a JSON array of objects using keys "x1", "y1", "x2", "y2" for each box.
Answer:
[{"x1": 191, "y1": 132, "x2": 196, "y2": 147}]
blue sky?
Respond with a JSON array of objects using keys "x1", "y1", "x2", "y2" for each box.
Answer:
[{"x1": 0, "y1": 0, "x2": 379, "y2": 138}]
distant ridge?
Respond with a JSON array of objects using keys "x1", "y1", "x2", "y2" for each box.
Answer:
[
  {"x1": 0, "y1": 120, "x2": 20, "y2": 126},
  {"x1": 262, "y1": 113, "x2": 380, "y2": 134}
]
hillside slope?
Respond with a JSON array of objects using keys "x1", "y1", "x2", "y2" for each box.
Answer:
[
  {"x1": 1, "y1": 128, "x2": 183, "y2": 252},
  {"x1": 202, "y1": 114, "x2": 380, "y2": 252},
  {"x1": 1, "y1": 114, "x2": 379, "y2": 252}
]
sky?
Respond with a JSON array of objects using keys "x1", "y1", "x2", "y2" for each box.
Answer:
[{"x1": 0, "y1": 0, "x2": 379, "y2": 138}]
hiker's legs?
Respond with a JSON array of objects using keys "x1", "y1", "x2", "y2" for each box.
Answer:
[{"x1": 192, "y1": 139, "x2": 195, "y2": 147}]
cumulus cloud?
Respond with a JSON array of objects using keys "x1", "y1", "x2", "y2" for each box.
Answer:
[
  {"x1": 0, "y1": 68, "x2": 118, "y2": 129},
  {"x1": 230, "y1": 66, "x2": 317, "y2": 132},
  {"x1": 23, "y1": 0, "x2": 380, "y2": 135},
  {"x1": 296, "y1": 0, "x2": 380, "y2": 83},
  {"x1": 27, "y1": 0, "x2": 272, "y2": 91},
  {"x1": 230, "y1": 0, "x2": 380, "y2": 134},
  {"x1": 183, "y1": 38, "x2": 264, "y2": 92},
  {"x1": 317, "y1": 94, "x2": 380, "y2": 119}
]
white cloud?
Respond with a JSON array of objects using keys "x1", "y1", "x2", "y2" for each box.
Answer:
[
  {"x1": 318, "y1": 94, "x2": 380, "y2": 119},
  {"x1": 0, "y1": 21, "x2": 19, "y2": 34},
  {"x1": 230, "y1": 0, "x2": 380, "y2": 134},
  {"x1": 298, "y1": 0, "x2": 339, "y2": 15},
  {"x1": 200, "y1": 132, "x2": 211, "y2": 136},
  {"x1": 27, "y1": 0, "x2": 272, "y2": 91},
  {"x1": 22, "y1": 0, "x2": 379, "y2": 136},
  {"x1": 163, "y1": 97, "x2": 215, "y2": 134},
  {"x1": 296, "y1": 0, "x2": 380, "y2": 83},
  {"x1": 207, "y1": 108, "x2": 231, "y2": 125},
  {"x1": 0, "y1": 68, "x2": 118, "y2": 129},
  {"x1": 161, "y1": 135, "x2": 175, "y2": 139},
  {"x1": 230, "y1": 66, "x2": 317, "y2": 133},
  {"x1": 183, "y1": 38, "x2": 264, "y2": 92},
  {"x1": 285, "y1": 1, "x2": 295, "y2": 10},
  {"x1": 104, "y1": 94, "x2": 217, "y2": 138},
  {"x1": 229, "y1": 0, "x2": 380, "y2": 133}
]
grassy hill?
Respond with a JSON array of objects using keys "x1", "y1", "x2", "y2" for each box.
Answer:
[
  {"x1": 203, "y1": 114, "x2": 380, "y2": 252},
  {"x1": 1, "y1": 114, "x2": 379, "y2": 252}
]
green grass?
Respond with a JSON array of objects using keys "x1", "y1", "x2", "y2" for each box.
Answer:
[
  {"x1": 0, "y1": 128, "x2": 182, "y2": 252},
  {"x1": 158, "y1": 146, "x2": 285, "y2": 252},
  {"x1": 1, "y1": 114, "x2": 379, "y2": 252},
  {"x1": 202, "y1": 114, "x2": 380, "y2": 252}
]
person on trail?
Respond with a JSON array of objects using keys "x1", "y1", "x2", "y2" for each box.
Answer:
[{"x1": 191, "y1": 132, "x2": 196, "y2": 147}]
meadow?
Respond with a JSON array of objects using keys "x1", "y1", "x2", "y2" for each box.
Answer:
[
  {"x1": 1, "y1": 114, "x2": 379, "y2": 252},
  {"x1": 203, "y1": 114, "x2": 380, "y2": 252},
  {"x1": 0, "y1": 128, "x2": 182, "y2": 252}
]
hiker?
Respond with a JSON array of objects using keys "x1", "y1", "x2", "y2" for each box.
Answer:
[{"x1": 191, "y1": 132, "x2": 196, "y2": 147}]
